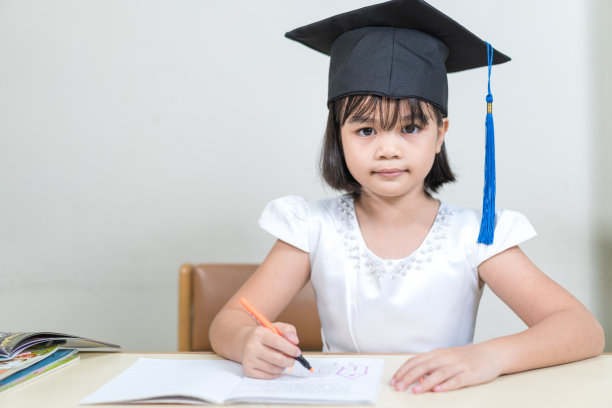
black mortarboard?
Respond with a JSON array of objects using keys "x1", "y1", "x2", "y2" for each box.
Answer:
[
  {"x1": 285, "y1": 0, "x2": 509, "y2": 114},
  {"x1": 285, "y1": 0, "x2": 509, "y2": 244}
]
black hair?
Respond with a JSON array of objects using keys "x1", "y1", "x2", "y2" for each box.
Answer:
[{"x1": 320, "y1": 94, "x2": 456, "y2": 198}]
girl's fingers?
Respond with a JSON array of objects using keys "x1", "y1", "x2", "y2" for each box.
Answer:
[
  {"x1": 390, "y1": 354, "x2": 437, "y2": 389},
  {"x1": 392, "y1": 364, "x2": 437, "y2": 391},
  {"x1": 242, "y1": 326, "x2": 299, "y2": 378},
  {"x1": 243, "y1": 344, "x2": 294, "y2": 378},
  {"x1": 255, "y1": 326, "x2": 301, "y2": 359},
  {"x1": 273, "y1": 322, "x2": 300, "y2": 345},
  {"x1": 261, "y1": 344, "x2": 297, "y2": 368},
  {"x1": 244, "y1": 363, "x2": 283, "y2": 379},
  {"x1": 256, "y1": 354, "x2": 288, "y2": 374},
  {"x1": 392, "y1": 345, "x2": 499, "y2": 393},
  {"x1": 391, "y1": 355, "x2": 425, "y2": 383},
  {"x1": 431, "y1": 372, "x2": 469, "y2": 392},
  {"x1": 410, "y1": 366, "x2": 461, "y2": 394}
]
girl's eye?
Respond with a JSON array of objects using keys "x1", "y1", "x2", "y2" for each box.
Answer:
[
  {"x1": 402, "y1": 124, "x2": 420, "y2": 134},
  {"x1": 358, "y1": 127, "x2": 376, "y2": 137}
]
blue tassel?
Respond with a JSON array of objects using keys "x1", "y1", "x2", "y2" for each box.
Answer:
[{"x1": 477, "y1": 43, "x2": 496, "y2": 245}]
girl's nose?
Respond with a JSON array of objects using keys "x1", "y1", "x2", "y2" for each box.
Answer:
[{"x1": 375, "y1": 132, "x2": 401, "y2": 159}]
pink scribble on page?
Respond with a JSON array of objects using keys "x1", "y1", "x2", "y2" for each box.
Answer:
[{"x1": 336, "y1": 366, "x2": 369, "y2": 379}]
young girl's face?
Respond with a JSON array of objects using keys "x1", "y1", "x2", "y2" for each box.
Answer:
[{"x1": 340, "y1": 102, "x2": 448, "y2": 200}]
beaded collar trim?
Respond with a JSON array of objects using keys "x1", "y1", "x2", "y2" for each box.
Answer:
[{"x1": 336, "y1": 196, "x2": 454, "y2": 279}]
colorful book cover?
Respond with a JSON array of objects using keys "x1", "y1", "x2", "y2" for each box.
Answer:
[
  {"x1": 0, "y1": 349, "x2": 79, "y2": 394},
  {"x1": 0, "y1": 344, "x2": 59, "y2": 381},
  {"x1": 0, "y1": 332, "x2": 119, "y2": 360}
]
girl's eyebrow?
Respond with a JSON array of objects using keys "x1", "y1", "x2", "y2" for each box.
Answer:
[
  {"x1": 347, "y1": 115, "x2": 414, "y2": 124},
  {"x1": 348, "y1": 115, "x2": 374, "y2": 124}
]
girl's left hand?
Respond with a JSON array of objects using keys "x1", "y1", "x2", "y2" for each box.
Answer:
[{"x1": 390, "y1": 344, "x2": 503, "y2": 393}]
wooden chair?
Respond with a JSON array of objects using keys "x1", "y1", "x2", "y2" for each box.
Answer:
[{"x1": 178, "y1": 263, "x2": 322, "y2": 352}]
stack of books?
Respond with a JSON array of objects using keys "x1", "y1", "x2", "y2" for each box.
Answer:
[{"x1": 0, "y1": 332, "x2": 120, "y2": 394}]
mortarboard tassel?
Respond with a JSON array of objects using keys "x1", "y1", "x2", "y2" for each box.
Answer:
[{"x1": 477, "y1": 42, "x2": 496, "y2": 245}]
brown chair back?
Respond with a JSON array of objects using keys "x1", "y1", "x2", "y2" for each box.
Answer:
[{"x1": 178, "y1": 263, "x2": 322, "y2": 351}]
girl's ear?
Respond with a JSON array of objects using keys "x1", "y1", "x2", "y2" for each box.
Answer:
[{"x1": 436, "y1": 118, "x2": 449, "y2": 153}]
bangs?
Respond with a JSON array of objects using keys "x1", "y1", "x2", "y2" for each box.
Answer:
[{"x1": 334, "y1": 95, "x2": 442, "y2": 130}]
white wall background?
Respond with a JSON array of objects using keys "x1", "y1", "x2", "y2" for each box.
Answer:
[
  {"x1": 592, "y1": 0, "x2": 612, "y2": 348},
  {"x1": 0, "y1": 0, "x2": 609, "y2": 351}
]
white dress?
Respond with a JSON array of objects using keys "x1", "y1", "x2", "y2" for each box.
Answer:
[{"x1": 258, "y1": 195, "x2": 537, "y2": 353}]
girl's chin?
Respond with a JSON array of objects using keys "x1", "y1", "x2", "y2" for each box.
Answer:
[{"x1": 360, "y1": 188, "x2": 425, "y2": 199}]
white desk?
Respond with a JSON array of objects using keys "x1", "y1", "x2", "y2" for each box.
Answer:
[{"x1": 1, "y1": 352, "x2": 611, "y2": 407}]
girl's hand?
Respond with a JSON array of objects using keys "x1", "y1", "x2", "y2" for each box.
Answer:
[
  {"x1": 390, "y1": 344, "x2": 503, "y2": 393},
  {"x1": 240, "y1": 322, "x2": 302, "y2": 379}
]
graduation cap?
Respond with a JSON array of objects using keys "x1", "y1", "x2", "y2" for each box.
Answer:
[{"x1": 285, "y1": 0, "x2": 509, "y2": 245}]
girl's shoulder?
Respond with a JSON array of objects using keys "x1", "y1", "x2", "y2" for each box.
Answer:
[
  {"x1": 441, "y1": 202, "x2": 537, "y2": 265},
  {"x1": 442, "y1": 202, "x2": 535, "y2": 237},
  {"x1": 257, "y1": 195, "x2": 344, "y2": 253},
  {"x1": 259, "y1": 194, "x2": 345, "y2": 221}
]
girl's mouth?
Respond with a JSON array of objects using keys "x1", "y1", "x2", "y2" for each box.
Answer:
[{"x1": 373, "y1": 169, "x2": 406, "y2": 177}]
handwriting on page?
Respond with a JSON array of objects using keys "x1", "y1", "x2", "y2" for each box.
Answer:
[
  {"x1": 287, "y1": 361, "x2": 369, "y2": 378},
  {"x1": 239, "y1": 378, "x2": 353, "y2": 395},
  {"x1": 235, "y1": 361, "x2": 375, "y2": 397}
]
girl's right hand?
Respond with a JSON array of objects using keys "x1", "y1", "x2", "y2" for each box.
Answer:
[{"x1": 241, "y1": 322, "x2": 302, "y2": 379}]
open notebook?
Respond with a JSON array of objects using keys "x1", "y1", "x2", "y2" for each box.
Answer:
[{"x1": 80, "y1": 357, "x2": 385, "y2": 405}]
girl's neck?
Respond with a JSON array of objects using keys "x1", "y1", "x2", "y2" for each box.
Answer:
[
  {"x1": 352, "y1": 191, "x2": 441, "y2": 260},
  {"x1": 354, "y1": 191, "x2": 439, "y2": 227}
]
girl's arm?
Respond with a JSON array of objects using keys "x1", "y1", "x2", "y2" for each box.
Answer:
[
  {"x1": 209, "y1": 239, "x2": 311, "y2": 378},
  {"x1": 391, "y1": 245, "x2": 605, "y2": 393}
]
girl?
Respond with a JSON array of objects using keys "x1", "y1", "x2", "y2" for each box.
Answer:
[{"x1": 209, "y1": 0, "x2": 604, "y2": 393}]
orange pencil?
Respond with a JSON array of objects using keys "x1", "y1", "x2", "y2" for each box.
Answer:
[{"x1": 239, "y1": 297, "x2": 314, "y2": 373}]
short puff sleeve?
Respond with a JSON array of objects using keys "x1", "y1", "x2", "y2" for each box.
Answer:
[
  {"x1": 258, "y1": 195, "x2": 310, "y2": 253},
  {"x1": 474, "y1": 209, "x2": 537, "y2": 266}
]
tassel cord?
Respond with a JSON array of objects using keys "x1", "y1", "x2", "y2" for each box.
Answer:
[{"x1": 477, "y1": 43, "x2": 496, "y2": 245}]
